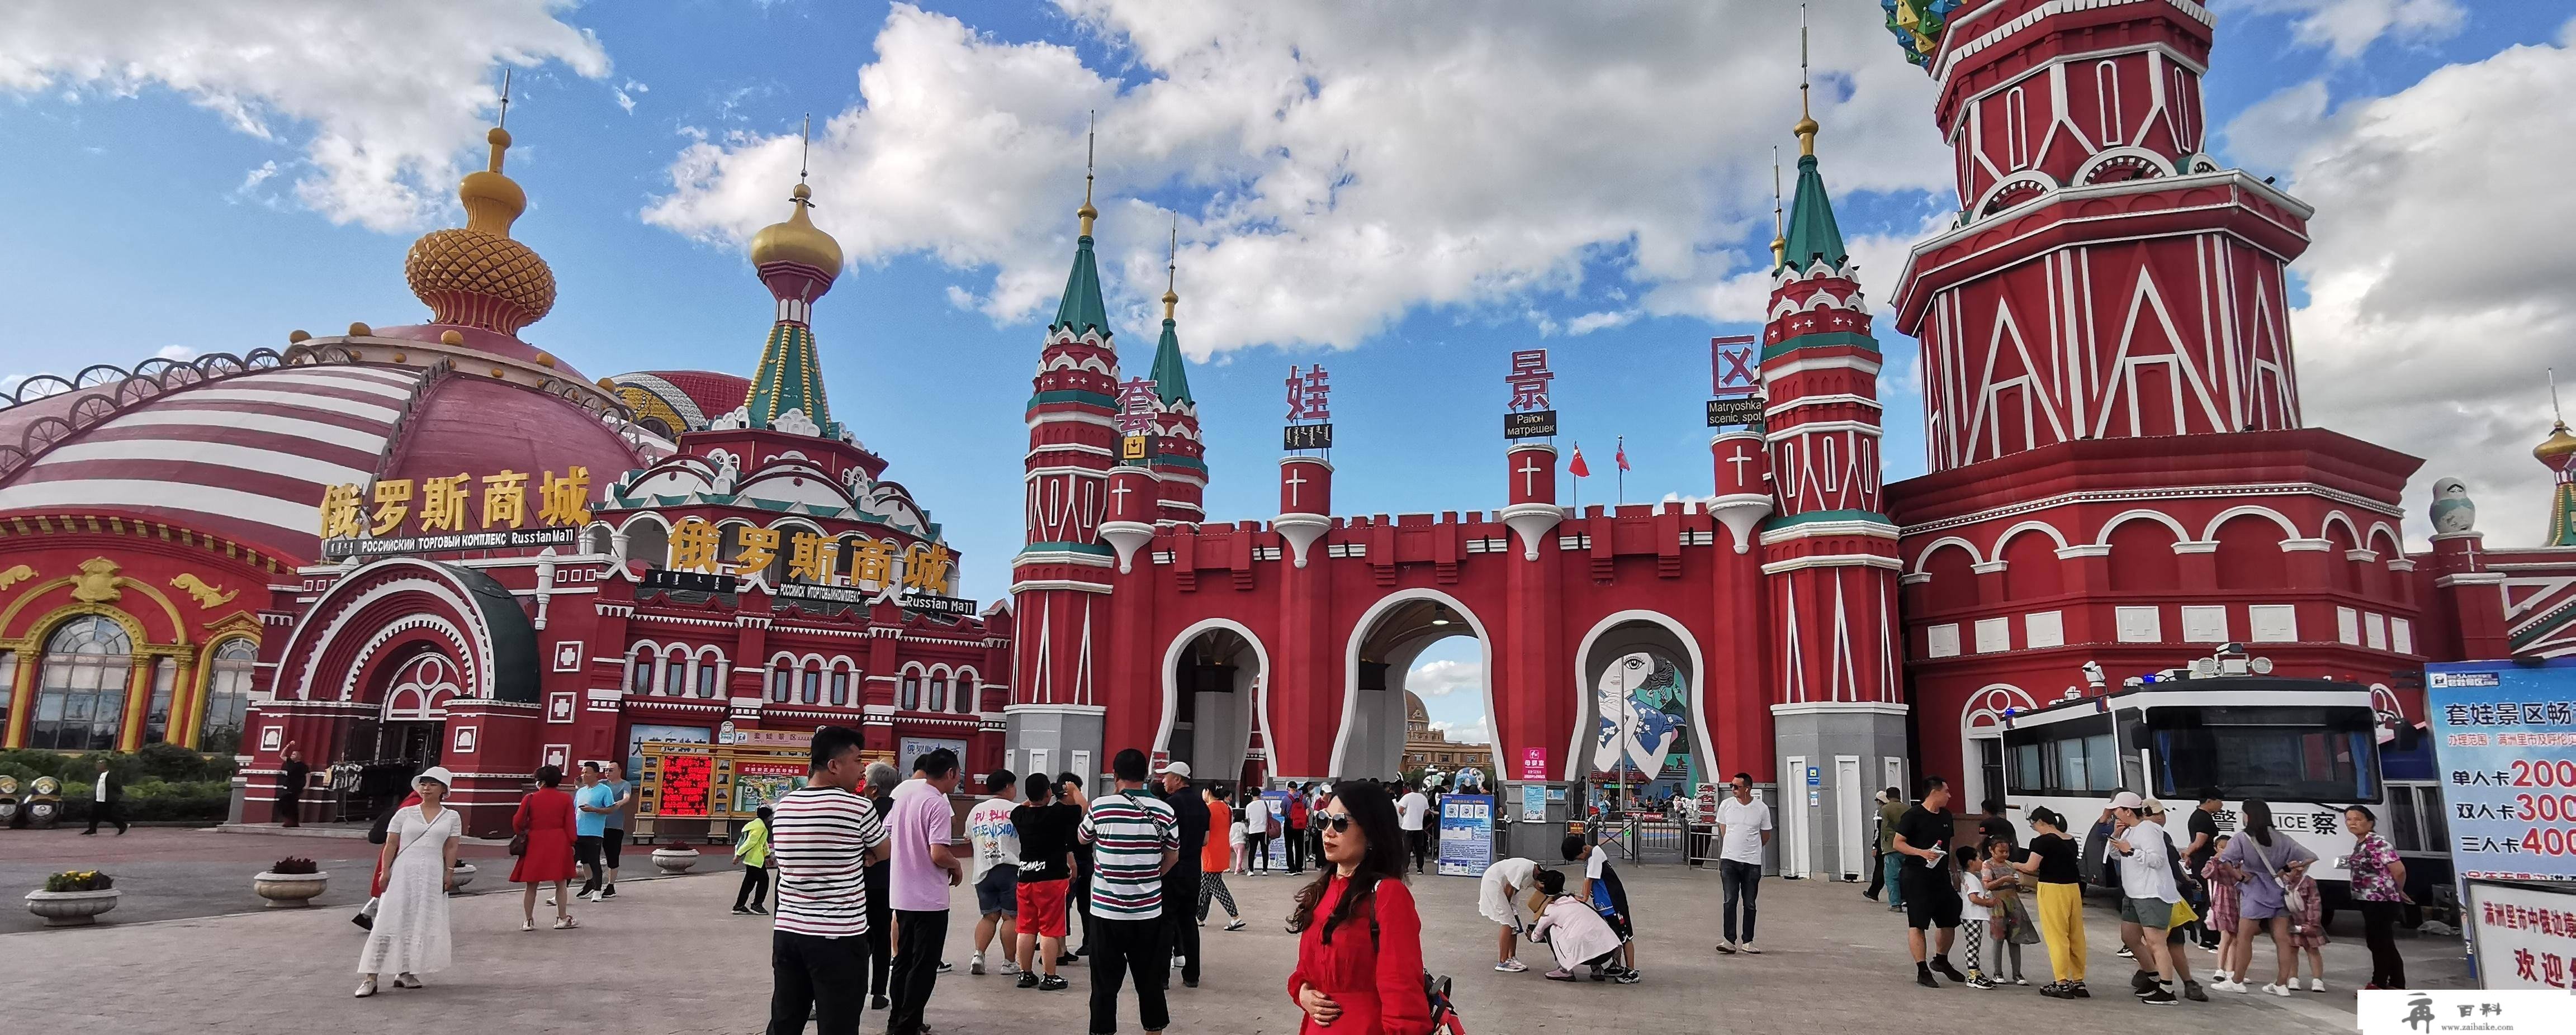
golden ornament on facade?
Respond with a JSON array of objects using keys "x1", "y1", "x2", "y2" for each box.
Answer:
[
  {"x1": 70, "y1": 557, "x2": 121, "y2": 604},
  {"x1": 0, "y1": 563, "x2": 33, "y2": 591},
  {"x1": 170, "y1": 573, "x2": 238, "y2": 609}
]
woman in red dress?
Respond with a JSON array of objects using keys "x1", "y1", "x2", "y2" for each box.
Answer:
[
  {"x1": 1287, "y1": 782, "x2": 1431, "y2": 1035},
  {"x1": 510, "y1": 764, "x2": 580, "y2": 931}
]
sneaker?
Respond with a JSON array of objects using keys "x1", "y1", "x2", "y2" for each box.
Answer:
[
  {"x1": 1224, "y1": 919, "x2": 1246, "y2": 932},
  {"x1": 1495, "y1": 959, "x2": 1529, "y2": 973},
  {"x1": 1545, "y1": 968, "x2": 1579, "y2": 982},
  {"x1": 600, "y1": 886, "x2": 617, "y2": 899},
  {"x1": 1716, "y1": 941, "x2": 1737, "y2": 955},
  {"x1": 1915, "y1": 968, "x2": 1941, "y2": 989},
  {"x1": 2011, "y1": 976, "x2": 2028, "y2": 986},
  {"x1": 2117, "y1": 946, "x2": 2135, "y2": 959},
  {"x1": 1016, "y1": 973, "x2": 1040, "y2": 989},
  {"x1": 937, "y1": 961, "x2": 955, "y2": 975},
  {"x1": 1002, "y1": 958, "x2": 1020, "y2": 975},
  {"x1": 971, "y1": 953, "x2": 986, "y2": 975},
  {"x1": 2132, "y1": 970, "x2": 2161, "y2": 993},
  {"x1": 1742, "y1": 943, "x2": 1763, "y2": 955},
  {"x1": 1057, "y1": 953, "x2": 1079, "y2": 966},
  {"x1": 749, "y1": 904, "x2": 769, "y2": 915},
  {"x1": 2309, "y1": 978, "x2": 2326, "y2": 993},
  {"x1": 1613, "y1": 969, "x2": 1642, "y2": 984},
  {"x1": 1040, "y1": 975, "x2": 1069, "y2": 991},
  {"x1": 732, "y1": 906, "x2": 752, "y2": 915},
  {"x1": 2068, "y1": 981, "x2": 2091, "y2": 998},
  {"x1": 2262, "y1": 982, "x2": 2293, "y2": 998},
  {"x1": 871, "y1": 995, "x2": 891, "y2": 1010},
  {"x1": 1931, "y1": 957, "x2": 1967, "y2": 983},
  {"x1": 1965, "y1": 976, "x2": 1995, "y2": 990},
  {"x1": 2184, "y1": 980, "x2": 2208, "y2": 1002},
  {"x1": 2141, "y1": 987, "x2": 2177, "y2": 1006},
  {"x1": 2038, "y1": 982, "x2": 2068, "y2": 999}
]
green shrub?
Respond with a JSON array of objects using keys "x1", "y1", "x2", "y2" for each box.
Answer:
[
  {"x1": 271, "y1": 857, "x2": 320, "y2": 875},
  {"x1": 54, "y1": 777, "x2": 233, "y2": 824},
  {"x1": 43, "y1": 870, "x2": 113, "y2": 892}
]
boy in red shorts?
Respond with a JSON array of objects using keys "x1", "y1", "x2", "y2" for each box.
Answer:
[{"x1": 1010, "y1": 771, "x2": 1082, "y2": 990}]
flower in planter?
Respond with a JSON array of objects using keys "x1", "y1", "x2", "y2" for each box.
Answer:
[
  {"x1": 44, "y1": 870, "x2": 114, "y2": 892},
  {"x1": 270, "y1": 857, "x2": 320, "y2": 875}
]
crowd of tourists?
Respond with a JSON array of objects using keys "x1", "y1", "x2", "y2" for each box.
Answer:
[{"x1": 1863, "y1": 778, "x2": 2410, "y2": 1004}]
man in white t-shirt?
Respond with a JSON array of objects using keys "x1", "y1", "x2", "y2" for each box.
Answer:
[
  {"x1": 1239, "y1": 790, "x2": 1273, "y2": 874},
  {"x1": 1712, "y1": 772, "x2": 1774, "y2": 955},
  {"x1": 1397, "y1": 782, "x2": 1432, "y2": 874},
  {"x1": 2107, "y1": 791, "x2": 2182, "y2": 1006},
  {"x1": 964, "y1": 769, "x2": 1022, "y2": 977}
]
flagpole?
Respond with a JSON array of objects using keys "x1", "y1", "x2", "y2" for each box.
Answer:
[
  {"x1": 1616, "y1": 435, "x2": 1625, "y2": 506},
  {"x1": 1570, "y1": 440, "x2": 1579, "y2": 515}
]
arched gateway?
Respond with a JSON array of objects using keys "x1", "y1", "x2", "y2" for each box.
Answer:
[{"x1": 1006, "y1": 145, "x2": 1910, "y2": 880}]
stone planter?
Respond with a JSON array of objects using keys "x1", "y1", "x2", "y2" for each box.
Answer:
[
  {"x1": 253, "y1": 871, "x2": 329, "y2": 908},
  {"x1": 651, "y1": 846, "x2": 700, "y2": 874},
  {"x1": 447, "y1": 862, "x2": 476, "y2": 894},
  {"x1": 26, "y1": 888, "x2": 120, "y2": 927}
]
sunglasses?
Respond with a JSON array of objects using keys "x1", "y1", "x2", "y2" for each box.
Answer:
[{"x1": 1317, "y1": 811, "x2": 1355, "y2": 833}]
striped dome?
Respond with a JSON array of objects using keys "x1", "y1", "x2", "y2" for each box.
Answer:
[
  {"x1": 610, "y1": 370, "x2": 751, "y2": 436},
  {"x1": 0, "y1": 358, "x2": 648, "y2": 563}
]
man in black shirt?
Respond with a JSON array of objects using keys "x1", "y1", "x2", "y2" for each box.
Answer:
[
  {"x1": 2184, "y1": 788, "x2": 2223, "y2": 949},
  {"x1": 1892, "y1": 776, "x2": 1968, "y2": 987},
  {"x1": 1156, "y1": 762, "x2": 1210, "y2": 987},
  {"x1": 1010, "y1": 773, "x2": 1081, "y2": 990}
]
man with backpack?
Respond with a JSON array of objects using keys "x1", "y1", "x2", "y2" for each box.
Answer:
[{"x1": 2106, "y1": 791, "x2": 2184, "y2": 1006}]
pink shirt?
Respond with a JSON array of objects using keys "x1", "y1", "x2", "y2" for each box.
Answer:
[{"x1": 886, "y1": 778, "x2": 957, "y2": 913}]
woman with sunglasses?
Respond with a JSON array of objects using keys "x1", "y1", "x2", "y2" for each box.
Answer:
[{"x1": 1287, "y1": 781, "x2": 1431, "y2": 1035}]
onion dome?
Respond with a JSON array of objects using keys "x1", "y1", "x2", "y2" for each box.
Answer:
[
  {"x1": 750, "y1": 184, "x2": 845, "y2": 277},
  {"x1": 403, "y1": 127, "x2": 557, "y2": 336},
  {"x1": 2540, "y1": 421, "x2": 2576, "y2": 466}
]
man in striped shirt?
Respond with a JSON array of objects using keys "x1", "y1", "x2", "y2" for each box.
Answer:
[
  {"x1": 768, "y1": 726, "x2": 889, "y2": 1035},
  {"x1": 1080, "y1": 748, "x2": 1180, "y2": 1035}
]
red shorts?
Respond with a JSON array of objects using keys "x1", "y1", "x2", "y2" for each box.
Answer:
[{"x1": 1016, "y1": 878, "x2": 1070, "y2": 938}]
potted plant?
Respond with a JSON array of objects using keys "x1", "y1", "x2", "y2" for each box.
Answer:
[
  {"x1": 651, "y1": 843, "x2": 700, "y2": 874},
  {"x1": 26, "y1": 870, "x2": 119, "y2": 926},
  {"x1": 253, "y1": 856, "x2": 329, "y2": 908},
  {"x1": 447, "y1": 859, "x2": 476, "y2": 893}
]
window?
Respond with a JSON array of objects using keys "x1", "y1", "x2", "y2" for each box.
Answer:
[
  {"x1": 830, "y1": 670, "x2": 850, "y2": 706},
  {"x1": 801, "y1": 666, "x2": 822, "y2": 705},
  {"x1": 1975, "y1": 738, "x2": 2006, "y2": 813},
  {"x1": 198, "y1": 639, "x2": 257, "y2": 755},
  {"x1": 955, "y1": 676, "x2": 976, "y2": 714},
  {"x1": 31, "y1": 616, "x2": 133, "y2": 751},
  {"x1": 2151, "y1": 706, "x2": 2380, "y2": 803},
  {"x1": 927, "y1": 677, "x2": 948, "y2": 713},
  {"x1": 697, "y1": 658, "x2": 720, "y2": 698},
  {"x1": 0, "y1": 651, "x2": 15, "y2": 737},
  {"x1": 662, "y1": 653, "x2": 688, "y2": 696},
  {"x1": 2004, "y1": 713, "x2": 2119, "y2": 795},
  {"x1": 768, "y1": 665, "x2": 790, "y2": 703},
  {"x1": 1925, "y1": 624, "x2": 1960, "y2": 658},
  {"x1": 901, "y1": 674, "x2": 921, "y2": 710},
  {"x1": 627, "y1": 647, "x2": 655, "y2": 694},
  {"x1": 143, "y1": 657, "x2": 177, "y2": 744}
]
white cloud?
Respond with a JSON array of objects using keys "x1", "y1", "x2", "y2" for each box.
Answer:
[
  {"x1": 0, "y1": 0, "x2": 610, "y2": 231},
  {"x1": 2284, "y1": 21, "x2": 2576, "y2": 546},
  {"x1": 642, "y1": 2, "x2": 1950, "y2": 355},
  {"x1": 154, "y1": 345, "x2": 200, "y2": 362},
  {"x1": 2221, "y1": 79, "x2": 2332, "y2": 174},
  {"x1": 1407, "y1": 657, "x2": 1482, "y2": 698},
  {"x1": 1565, "y1": 310, "x2": 1639, "y2": 336},
  {"x1": 1428, "y1": 720, "x2": 1490, "y2": 746},
  {"x1": 2219, "y1": 0, "x2": 2466, "y2": 60},
  {"x1": 615, "y1": 79, "x2": 647, "y2": 114}
]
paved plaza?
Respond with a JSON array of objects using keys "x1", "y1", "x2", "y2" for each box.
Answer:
[{"x1": 5, "y1": 832, "x2": 2464, "y2": 1034}]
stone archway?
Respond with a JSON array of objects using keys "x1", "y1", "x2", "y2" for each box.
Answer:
[
  {"x1": 1331, "y1": 589, "x2": 1499, "y2": 780},
  {"x1": 1157, "y1": 619, "x2": 1270, "y2": 789}
]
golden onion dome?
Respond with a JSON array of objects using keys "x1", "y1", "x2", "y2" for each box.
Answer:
[
  {"x1": 2538, "y1": 421, "x2": 2576, "y2": 464},
  {"x1": 749, "y1": 183, "x2": 844, "y2": 273},
  {"x1": 402, "y1": 126, "x2": 556, "y2": 336}
]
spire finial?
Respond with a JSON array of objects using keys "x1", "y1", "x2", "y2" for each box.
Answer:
[
  {"x1": 1770, "y1": 146, "x2": 1787, "y2": 266},
  {"x1": 1162, "y1": 215, "x2": 1180, "y2": 320},
  {"x1": 798, "y1": 112, "x2": 811, "y2": 189},
  {"x1": 485, "y1": 67, "x2": 515, "y2": 173},
  {"x1": 498, "y1": 68, "x2": 512, "y2": 130},
  {"x1": 1794, "y1": 2, "x2": 1820, "y2": 158},
  {"x1": 1078, "y1": 110, "x2": 1098, "y2": 238},
  {"x1": 2553, "y1": 367, "x2": 2565, "y2": 425}
]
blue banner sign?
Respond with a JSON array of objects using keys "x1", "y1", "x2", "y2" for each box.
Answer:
[
  {"x1": 2429, "y1": 659, "x2": 2576, "y2": 881},
  {"x1": 1437, "y1": 794, "x2": 1495, "y2": 877}
]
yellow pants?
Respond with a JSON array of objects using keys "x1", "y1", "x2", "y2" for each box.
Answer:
[{"x1": 2037, "y1": 882, "x2": 2087, "y2": 982}]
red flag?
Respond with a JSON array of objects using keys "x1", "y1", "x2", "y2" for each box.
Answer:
[
  {"x1": 1568, "y1": 444, "x2": 1591, "y2": 477},
  {"x1": 1615, "y1": 441, "x2": 1630, "y2": 472}
]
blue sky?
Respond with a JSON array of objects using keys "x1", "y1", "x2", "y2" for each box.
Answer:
[{"x1": 6, "y1": 1, "x2": 2572, "y2": 744}]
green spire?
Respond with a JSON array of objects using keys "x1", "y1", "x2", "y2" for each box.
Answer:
[
  {"x1": 1150, "y1": 318, "x2": 1192, "y2": 404},
  {"x1": 1777, "y1": 153, "x2": 1848, "y2": 273},
  {"x1": 746, "y1": 320, "x2": 837, "y2": 436},
  {"x1": 1050, "y1": 234, "x2": 1112, "y2": 340}
]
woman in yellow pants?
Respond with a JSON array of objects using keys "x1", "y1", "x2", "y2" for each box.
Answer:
[{"x1": 2015, "y1": 808, "x2": 2090, "y2": 997}]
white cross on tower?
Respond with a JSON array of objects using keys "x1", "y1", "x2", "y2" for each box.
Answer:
[
  {"x1": 1518, "y1": 454, "x2": 1544, "y2": 497},
  {"x1": 1110, "y1": 481, "x2": 1134, "y2": 512},
  {"x1": 1284, "y1": 469, "x2": 1308, "y2": 507},
  {"x1": 1725, "y1": 447, "x2": 1753, "y2": 485}
]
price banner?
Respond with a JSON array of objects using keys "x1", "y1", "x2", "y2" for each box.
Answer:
[
  {"x1": 1437, "y1": 793, "x2": 1496, "y2": 876},
  {"x1": 2429, "y1": 660, "x2": 2576, "y2": 880}
]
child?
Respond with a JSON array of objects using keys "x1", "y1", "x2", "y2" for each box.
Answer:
[
  {"x1": 2202, "y1": 834, "x2": 2241, "y2": 990},
  {"x1": 1229, "y1": 810, "x2": 1248, "y2": 875},
  {"x1": 2286, "y1": 863, "x2": 2329, "y2": 991},
  {"x1": 1956, "y1": 845, "x2": 1996, "y2": 989},
  {"x1": 1980, "y1": 837, "x2": 2037, "y2": 986},
  {"x1": 1527, "y1": 868, "x2": 1628, "y2": 982}
]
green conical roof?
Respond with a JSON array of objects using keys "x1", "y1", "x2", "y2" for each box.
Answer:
[
  {"x1": 746, "y1": 320, "x2": 835, "y2": 435},
  {"x1": 1051, "y1": 235, "x2": 1112, "y2": 340},
  {"x1": 1777, "y1": 153, "x2": 1848, "y2": 273},
  {"x1": 1149, "y1": 317, "x2": 1192, "y2": 404}
]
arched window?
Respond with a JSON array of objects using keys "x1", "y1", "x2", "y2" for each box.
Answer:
[
  {"x1": 625, "y1": 520, "x2": 669, "y2": 570},
  {"x1": 768, "y1": 663, "x2": 792, "y2": 704},
  {"x1": 954, "y1": 675, "x2": 977, "y2": 715},
  {"x1": 801, "y1": 662, "x2": 822, "y2": 705},
  {"x1": 627, "y1": 645, "x2": 656, "y2": 694},
  {"x1": 696, "y1": 654, "x2": 722, "y2": 698},
  {"x1": 830, "y1": 666, "x2": 851, "y2": 706},
  {"x1": 662, "y1": 648, "x2": 689, "y2": 696},
  {"x1": 927, "y1": 675, "x2": 948, "y2": 713},
  {"x1": 32, "y1": 616, "x2": 133, "y2": 751},
  {"x1": 197, "y1": 639, "x2": 258, "y2": 755},
  {"x1": 143, "y1": 657, "x2": 178, "y2": 744},
  {"x1": 901, "y1": 672, "x2": 921, "y2": 710}
]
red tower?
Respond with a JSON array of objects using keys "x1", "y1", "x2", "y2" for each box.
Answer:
[{"x1": 1884, "y1": 0, "x2": 2428, "y2": 807}]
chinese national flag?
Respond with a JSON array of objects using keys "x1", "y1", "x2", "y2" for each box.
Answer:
[
  {"x1": 1568, "y1": 445, "x2": 1591, "y2": 477},
  {"x1": 1616, "y1": 443, "x2": 1630, "y2": 472}
]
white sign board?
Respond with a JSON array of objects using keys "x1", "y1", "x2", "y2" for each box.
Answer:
[{"x1": 2468, "y1": 880, "x2": 2576, "y2": 990}]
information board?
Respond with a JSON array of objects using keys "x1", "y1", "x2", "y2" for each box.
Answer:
[
  {"x1": 1261, "y1": 789, "x2": 1296, "y2": 870},
  {"x1": 2429, "y1": 659, "x2": 2576, "y2": 881},
  {"x1": 1437, "y1": 793, "x2": 1495, "y2": 876},
  {"x1": 1520, "y1": 784, "x2": 1548, "y2": 822},
  {"x1": 2466, "y1": 879, "x2": 2576, "y2": 990}
]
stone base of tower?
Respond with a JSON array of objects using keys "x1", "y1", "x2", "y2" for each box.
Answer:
[
  {"x1": 1005, "y1": 705, "x2": 1106, "y2": 787},
  {"x1": 1768, "y1": 702, "x2": 1909, "y2": 882}
]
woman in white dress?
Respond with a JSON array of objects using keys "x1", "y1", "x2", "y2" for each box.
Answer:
[{"x1": 356, "y1": 767, "x2": 462, "y2": 998}]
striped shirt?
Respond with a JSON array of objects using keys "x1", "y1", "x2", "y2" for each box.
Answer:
[
  {"x1": 1079, "y1": 789, "x2": 1178, "y2": 919},
  {"x1": 769, "y1": 785, "x2": 888, "y2": 938}
]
